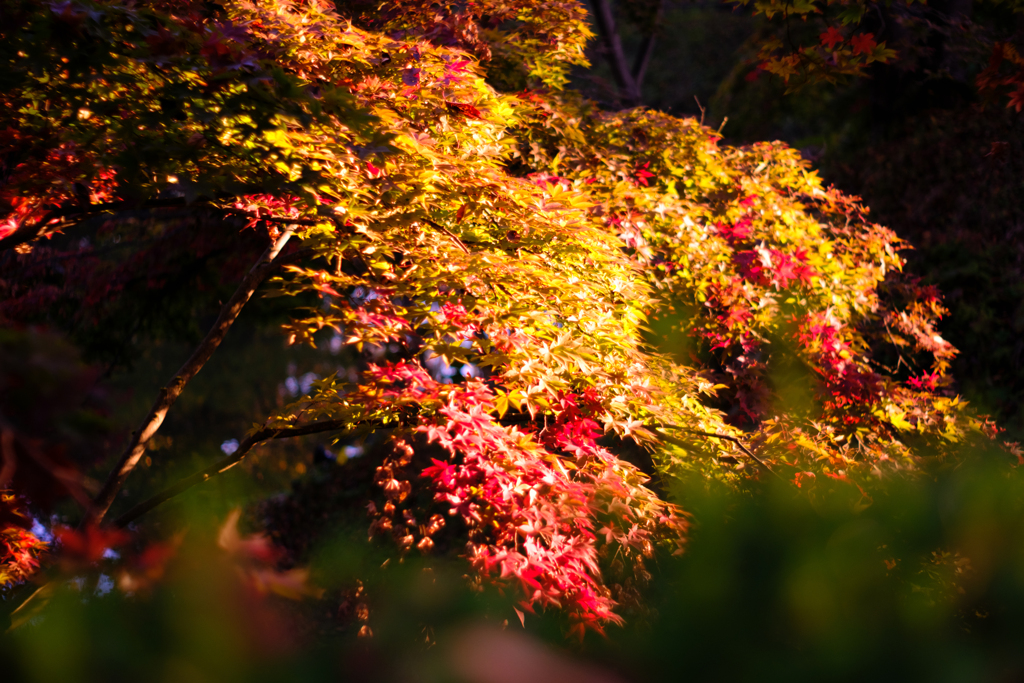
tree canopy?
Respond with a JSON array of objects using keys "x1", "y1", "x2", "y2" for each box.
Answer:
[{"x1": 1, "y1": 0, "x2": 1022, "y2": 677}]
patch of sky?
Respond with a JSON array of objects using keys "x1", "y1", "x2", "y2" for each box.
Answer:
[
  {"x1": 31, "y1": 517, "x2": 53, "y2": 544},
  {"x1": 329, "y1": 331, "x2": 344, "y2": 355},
  {"x1": 95, "y1": 574, "x2": 115, "y2": 596}
]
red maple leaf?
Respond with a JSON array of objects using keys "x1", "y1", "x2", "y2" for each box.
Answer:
[
  {"x1": 1009, "y1": 83, "x2": 1024, "y2": 113},
  {"x1": 717, "y1": 219, "x2": 752, "y2": 241},
  {"x1": 820, "y1": 27, "x2": 844, "y2": 50},
  {"x1": 446, "y1": 102, "x2": 483, "y2": 120},
  {"x1": 218, "y1": 509, "x2": 281, "y2": 564},
  {"x1": 634, "y1": 162, "x2": 655, "y2": 187},
  {"x1": 55, "y1": 524, "x2": 132, "y2": 564},
  {"x1": 792, "y1": 471, "x2": 816, "y2": 488},
  {"x1": 850, "y1": 33, "x2": 877, "y2": 57},
  {"x1": 907, "y1": 372, "x2": 941, "y2": 392},
  {"x1": 771, "y1": 251, "x2": 799, "y2": 288}
]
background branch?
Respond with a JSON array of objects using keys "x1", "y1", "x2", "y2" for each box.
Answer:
[
  {"x1": 631, "y1": 0, "x2": 663, "y2": 89},
  {"x1": 592, "y1": 0, "x2": 641, "y2": 105}
]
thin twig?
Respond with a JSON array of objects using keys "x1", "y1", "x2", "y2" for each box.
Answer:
[
  {"x1": 0, "y1": 196, "x2": 332, "y2": 253},
  {"x1": 422, "y1": 218, "x2": 471, "y2": 254},
  {"x1": 4, "y1": 415, "x2": 361, "y2": 631},
  {"x1": 694, "y1": 96, "x2": 707, "y2": 126},
  {"x1": 656, "y1": 425, "x2": 785, "y2": 481},
  {"x1": 882, "y1": 319, "x2": 913, "y2": 374},
  {"x1": 5, "y1": 581, "x2": 56, "y2": 632},
  {"x1": 113, "y1": 418, "x2": 390, "y2": 527},
  {"x1": 115, "y1": 411, "x2": 544, "y2": 527},
  {"x1": 0, "y1": 198, "x2": 208, "y2": 252},
  {"x1": 85, "y1": 228, "x2": 299, "y2": 526}
]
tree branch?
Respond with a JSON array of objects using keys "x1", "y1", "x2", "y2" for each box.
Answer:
[
  {"x1": 111, "y1": 411, "x2": 785, "y2": 528},
  {"x1": 655, "y1": 425, "x2": 785, "y2": 481},
  {"x1": 0, "y1": 198, "x2": 333, "y2": 254},
  {"x1": 422, "y1": 218, "x2": 471, "y2": 254},
  {"x1": 113, "y1": 411, "x2": 546, "y2": 527},
  {"x1": 592, "y1": 0, "x2": 641, "y2": 105},
  {"x1": 85, "y1": 227, "x2": 300, "y2": 526},
  {"x1": 631, "y1": 0, "x2": 663, "y2": 92},
  {"x1": 0, "y1": 199, "x2": 204, "y2": 253},
  {"x1": 112, "y1": 418, "x2": 384, "y2": 527},
  {"x1": 0, "y1": 217, "x2": 51, "y2": 254}
]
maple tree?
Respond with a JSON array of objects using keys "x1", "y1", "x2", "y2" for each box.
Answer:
[{"x1": 1, "y1": 0, "x2": 1022, "y2": 674}]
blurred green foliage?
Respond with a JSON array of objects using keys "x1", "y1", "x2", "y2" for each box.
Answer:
[{"x1": 5, "y1": 444, "x2": 1024, "y2": 681}]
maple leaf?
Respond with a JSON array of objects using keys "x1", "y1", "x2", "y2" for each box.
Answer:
[
  {"x1": 218, "y1": 510, "x2": 323, "y2": 600},
  {"x1": 1009, "y1": 83, "x2": 1024, "y2": 112},
  {"x1": 850, "y1": 33, "x2": 877, "y2": 57},
  {"x1": 792, "y1": 471, "x2": 816, "y2": 488},
  {"x1": 55, "y1": 524, "x2": 132, "y2": 564},
  {"x1": 249, "y1": 567, "x2": 325, "y2": 600},
  {"x1": 907, "y1": 372, "x2": 941, "y2": 392},
  {"x1": 634, "y1": 162, "x2": 655, "y2": 187},
  {"x1": 1, "y1": 524, "x2": 46, "y2": 585},
  {"x1": 0, "y1": 0, "x2": 1007, "y2": 641},
  {"x1": 218, "y1": 509, "x2": 281, "y2": 564},
  {"x1": 401, "y1": 68, "x2": 421, "y2": 86},
  {"x1": 446, "y1": 101, "x2": 484, "y2": 120},
  {"x1": 819, "y1": 27, "x2": 843, "y2": 50},
  {"x1": 0, "y1": 493, "x2": 33, "y2": 531},
  {"x1": 117, "y1": 534, "x2": 185, "y2": 593},
  {"x1": 0, "y1": 218, "x2": 18, "y2": 241},
  {"x1": 717, "y1": 219, "x2": 753, "y2": 242}
]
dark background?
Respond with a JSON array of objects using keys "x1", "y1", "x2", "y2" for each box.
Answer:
[{"x1": 575, "y1": 0, "x2": 1024, "y2": 435}]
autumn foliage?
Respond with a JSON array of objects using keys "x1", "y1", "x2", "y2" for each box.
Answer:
[{"x1": 0, "y1": 0, "x2": 1015, "y2": 647}]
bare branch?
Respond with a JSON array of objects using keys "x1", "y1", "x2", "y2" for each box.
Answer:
[
  {"x1": 631, "y1": 0, "x2": 663, "y2": 91},
  {"x1": 85, "y1": 228, "x2": 300, "y2": 525},
  {"x1": 0, "y1": 198, "x2": 333, "y2": 254},
  {"x1": 113, "y1": 419, "x2": 381, "y2": 527},
  {"x1": 592, "y1": 0, "x2": 640, "y2": 105}
]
